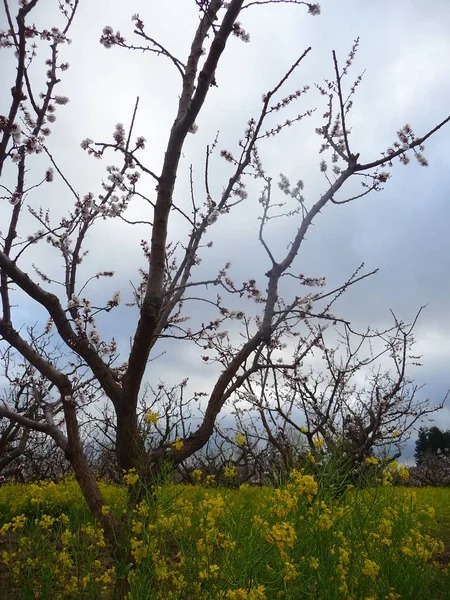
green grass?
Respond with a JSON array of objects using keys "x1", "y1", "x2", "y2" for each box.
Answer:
[{"x1": 0, "y1": 475, "x2": 449, "y2": 599}]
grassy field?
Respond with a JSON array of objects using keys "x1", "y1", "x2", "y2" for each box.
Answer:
[{"x1": 0, "y1": 472, "x2": 449, "y2": 599}]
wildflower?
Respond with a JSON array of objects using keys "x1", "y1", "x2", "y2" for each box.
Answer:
[
  {"x1": 227, "y1": 585, "x2": 266, "y2": 599},
  {"x1": 300, "y1": 426, "x2": 308, "y2": 433},
  {"x1": 398, "y1": 465, "x2": 409, "y2": 480},
  {"x1": 267, "y1": 522, "x2": 296, "y2": 558},
  {"x1": 59, "y1": 513, "x2": 69, "y2": 525},
  {"x1": 392, "y1": 431, "x2": 399, "y2": 438},
  {"x1": 365, "y1": 456, "x2": 378, "y2": 465},
  {"x1": 289, "y1": 470, "x2": 318, "y2": 502},
  {"x1": 382, "y1": 470, "x2": 393, "y2": 486},
  {"x1": 284, "y1": 561, "x2": 298, "y2": 581},
  {"x1": 224, "y1": 465, "x2": 237, "y2": 478},
  {"x1": 313, "y1": 435, "x2": 324, "y2": 448},
  {"x1": 122, "y1": 468, "x2": 139, "y2": 485},
  {"x1": 236, "y1": 433, "x2": 246, "y2": 446},
  {"x1": 130, "y1": 538, "x2": 148, "y2": 563},
  {"x1": 11, "y1": 514, "x2": 27, "y2": 531},
  {"x1": 306, "y1": 451, "x2": 316, "y2": 463},
  {"x1": 200, "y1": 563, "x2": 219, "y2": 579},
  {"x1": 309, "y1": 556, "x2": 320, "y2": 569},
  {"x1": 318, "y1": 511, "x2": 333, "y2": 531},
  {"x1": 37, "y1": 514, "x2": 55, "y2": 529},
  {"x1": 192, "y1": 469, "x2": 203, "y2": 482},
  {"x1": 361, "y1": 558, "x2": 380, "y2": 579},
  {"x1": 172, "y1": 437, "x2": 184, "y2": 451},
  {"x1": 145, "y1": 409, "x2": 159, "y2": 425}
]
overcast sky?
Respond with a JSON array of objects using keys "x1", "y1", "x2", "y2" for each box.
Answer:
[{"x1": 1, "y1": 0, "x2": 450, "y2": 459}]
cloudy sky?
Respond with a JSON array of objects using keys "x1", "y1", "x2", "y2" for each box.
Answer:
[{"x1": 1, "y1": 0, "x2": 450, "y2": 460}]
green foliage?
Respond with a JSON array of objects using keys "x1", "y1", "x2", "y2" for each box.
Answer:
[
  {"x1": 0, "y1": 468, "x2": 449, "y2": 599},
  {"x1": 415, "y1": 427, "x2": 450, "y2": 465}
]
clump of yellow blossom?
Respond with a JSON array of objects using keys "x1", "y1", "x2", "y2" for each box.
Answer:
[
  {"x1": 227, "y1": 585, "x2": 266, "y2": 599},
  {"x1": 313, "y1": 435, "x2": 324, "y2": 448},
  {"x1": 306, "y1": 451, "x2": 315, "y2": 463},
  {"x1": 122, "y1": 468, "x2": 139, "y2": 486},
  {"x1": 361, "y1": 558, "x2": 380, "y2": 579},
  {"x1": 172, "y1": 437, "x2": 184, "y2": 451},
  {"x1": 398, "y1": 464, "x2": 409, "y2": 480},
  {"x1": 289, "y1": 469, "x2": 318, "y2": 502},
  {"x1": 145, "y1": 409, "x2": 159, "y2": 425},
  {"x1": 224, "y1": 465, "x2": 237, "y2": 478},
  {"x1": 192, "y1": 469, "x2": 203, "y2": 482},
  {"x1": 236, "y1": 433, "x2": 246, "y2": 446},
  {"x1": 365, "y1": 456, "x2": 378, "y2": 465}
]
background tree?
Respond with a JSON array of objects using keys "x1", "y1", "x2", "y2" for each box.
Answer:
[
  {"x1": 409, "y1": 427, "x2": 450, "y2": 486},
  {"x1": 0, "y1": 0, "x2": 449, "y2": 582},
  {"x1": 232, "y1": 309, "x2": 445, "y2": 475},
  {"x1": 415, "y1": 426, "x2": 450, "y2": 465}
]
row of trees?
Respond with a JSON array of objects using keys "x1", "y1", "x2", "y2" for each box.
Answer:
[
  {"x1": 0, "y1": 335, "x2": 447, "y2": 487},
  {"x1": 0, "y1": 0, "x2": 449, "y2": 594},
  {"x1": 408, "y1": 426, "x2": 450, "y2": 486}
]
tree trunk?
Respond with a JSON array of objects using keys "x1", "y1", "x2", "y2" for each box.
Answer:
[{"x1": 64, "y1": 400, "x2": 133, "y2": 598}]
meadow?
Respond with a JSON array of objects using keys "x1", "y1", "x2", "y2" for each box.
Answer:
[{"x1": 0, "y1": 465, "x2": 449, "y2": 600}]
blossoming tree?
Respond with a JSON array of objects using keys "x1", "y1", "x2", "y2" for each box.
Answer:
[{"x1": 0, "y1": 0, "x2": 449, "y2": 582}]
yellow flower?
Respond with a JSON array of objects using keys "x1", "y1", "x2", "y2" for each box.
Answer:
[
  {"x1": 172, "y1": 437, "x2": 184, "y2": 451},
  {"x1": 145, "y1": 409, "x2": 159, "y2": 425},
  {"x1": 199, "y1": 564, "x2": 220, "y2": 580},
  {"x1": 289, "y1": 470, "x2": 318, "y2": 502},
  {"x1": 388, "y1": 460, "x2": 399, "y2": 472},
  {"x1": 382, "y1": 470, "x2": 393, "y2": 486},
  {"x1": 192, "y1": 469, "x2": 203, "y2": 482},
  {"x1": 11, "y1": 514, "x2": 27, "y2": 531},
  {"x1": 313, "y1": 435, "x2": 324, "y2": 448},
  {"x1": 300, "y1": 426, "x2": 308, "y2": 433},
  {"x1": 385, "y1": 588, "x2": 401, "y2": 600},
  {"x1": 267, "y1": 521, "x2": 296, "y2": 558},
  {"x1": 362, "y1": 559, "x2": 380, "y2": 579},
  {"x1": 309, "y1": 556, "x2": 320, "y2": 569},
  {"x1": 365, "y1": 456, "x2": 378, "y2": 465},
  {"x1": 227, "y1": 585, "x2": 266, "y2": 599},
  {"x1": 306, "y1": 451, "x2": 316, "y2": 464},
  {"x1": 37, "y1": 514, "x2": 55, "y2": 530},
  {"x1": 398, "y1": 465, "x2": 409, "y2": 480},
  {"x1": 392, "y1": 431, "x2": 399, "y2": 438},
  {"x1": 236, "y1": 433, "x2": 246, "y2": 446},
  {"x1": 224, "y1": 465, "x2": 237, "y2": 478},
  {"x1": 284, "y1": 561, "x2": 298, "y2": 581},
  {"x1": 122, "y1": 468, "x2": 139, "y2": 485},
  {"x1": 132, "y1": 520, "x2": 144, "y2": 535}
]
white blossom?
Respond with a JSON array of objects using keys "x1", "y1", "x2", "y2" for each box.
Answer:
[{"x1": 54, "y1": 95, "x2": 69, "y2": 105}]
